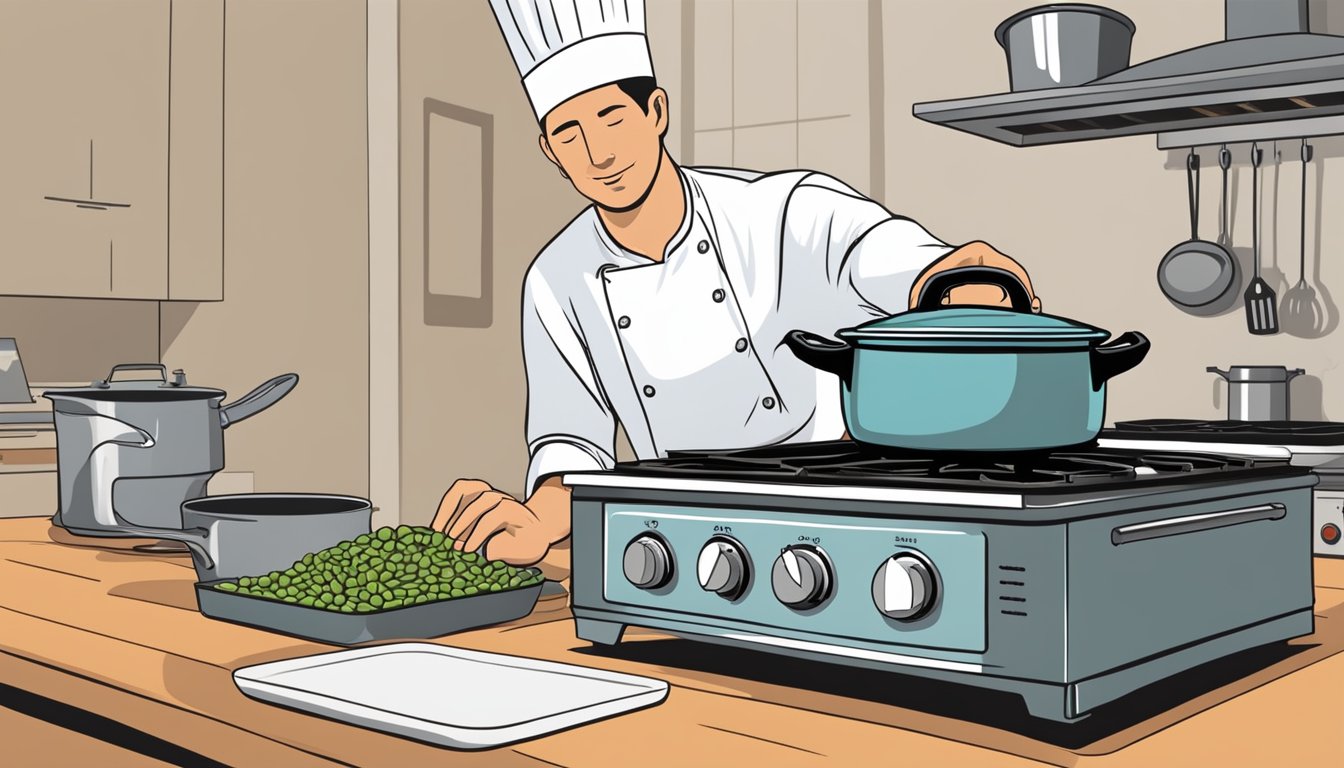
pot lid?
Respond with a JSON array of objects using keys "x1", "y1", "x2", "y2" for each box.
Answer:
[
  {"x1": 42, "y1": 364, "x2": 225, "y2": 402},
  {"x1": 838, "y1": 306, "x2": 1112, "y2": 345}
]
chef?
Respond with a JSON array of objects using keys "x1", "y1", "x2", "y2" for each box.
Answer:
[{"x1": 434, "y1": 0, "x2": 1041, "y2": 571}]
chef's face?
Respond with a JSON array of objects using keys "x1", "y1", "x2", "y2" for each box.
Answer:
[{"x1": 539, "y1": 83, "x2": 669, "y2": 212}]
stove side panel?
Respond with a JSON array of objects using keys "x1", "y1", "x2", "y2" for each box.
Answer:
[{"x1": 1064, "y1": 486, "x2": 1316, "y2": 681}]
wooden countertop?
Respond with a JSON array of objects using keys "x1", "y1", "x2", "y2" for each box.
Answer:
[{"x1": 3, "y1": 515, "x2": 1343, "y2": 767}]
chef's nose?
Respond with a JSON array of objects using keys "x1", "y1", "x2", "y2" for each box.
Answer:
[{"x1": 585, "y1": 133, "x2": 617, "y2": 169}]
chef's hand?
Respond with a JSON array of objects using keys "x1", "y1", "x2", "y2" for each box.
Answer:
[
  {"x1": 907, "y1": 241, "x2": 1042, "y2": 313},
  {"x1": 431, "y1": 477, "x2": 571, "y2": 570}
]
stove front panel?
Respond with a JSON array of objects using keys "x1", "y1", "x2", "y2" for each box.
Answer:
[{"x1": 600, "y1": 505, "x2": 988, "y2": 654}]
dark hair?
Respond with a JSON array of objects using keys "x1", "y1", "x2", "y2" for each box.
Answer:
[{"x1": 616, "y1": 77, "x2": 659, "y2": 114}]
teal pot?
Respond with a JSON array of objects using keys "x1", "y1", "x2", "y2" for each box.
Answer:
[{"x1": 785, "y1": 266, "x2": 1150, "y2": 453}]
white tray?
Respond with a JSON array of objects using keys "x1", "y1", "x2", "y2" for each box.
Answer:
[{"x1": 233, "y1": 642, "x2": 669, "y2": 750}]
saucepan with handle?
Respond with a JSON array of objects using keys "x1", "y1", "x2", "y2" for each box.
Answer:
[
  {"x1": 113, "y1": 493, "x2": 374, "y2": 582},
  {"x1": 785, "y1": 266, "x2": 1150, "y2": 453}
]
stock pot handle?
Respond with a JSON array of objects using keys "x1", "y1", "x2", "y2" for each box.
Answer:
[
  {"x1": 1090, "y1": 332, "x2": 1151, "y2": 391},
  {"x1": 219, "y1": 374, "x2": 299, "y2": 429},
  {"x1": 914, "y1": 266, "x2": 1034, "y2": 312},
  {"x1": 784, "y1": 331, "x2": 854, "y2": 386}
]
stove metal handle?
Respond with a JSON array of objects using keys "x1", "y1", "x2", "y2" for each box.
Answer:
[{"x1": 1111, "y1": 504, "x2": 1286, "y2": 546}]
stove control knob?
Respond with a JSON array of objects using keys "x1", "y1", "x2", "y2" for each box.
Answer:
[
  {"x1": 772, "y1": 545, "x2": 833, "y2": 609},
  {"x1": 697, "y1": 537, "x2": 749, "y2": 599},
  {"x1": 623, "y1": 534, "x2": 673, "y2": 589},
  {"x1": 872, "y1": 552, "x2": 938, "y2": 621}
]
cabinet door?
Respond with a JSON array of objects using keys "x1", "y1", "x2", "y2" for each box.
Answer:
[{"x1": 0, "y1": 0, "x2": 169, "y2": 299}]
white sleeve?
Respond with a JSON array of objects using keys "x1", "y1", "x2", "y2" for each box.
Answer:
[
  {"x1": 521, "y1": 268, "x2": 617, "y2": 497},
  {"x1": 785, "y1": 174, "x2": 954, "y2": 314}
]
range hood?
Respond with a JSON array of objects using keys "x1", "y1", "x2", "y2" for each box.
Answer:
[{"x1": 913, "y1": 0, "x2": 1344, "y2": 148}]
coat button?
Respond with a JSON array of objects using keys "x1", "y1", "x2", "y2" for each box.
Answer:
[
  {"x1": 762, "y1": 397, "x2": 776, "y2": 409},
  {"x1": 643, "y1": 385, "x2": 656, "y2": 398},
  {"x1": 712, "y1": 289, "x2": 725, "y2": 303},
  {"x1": 697, "y1": 240, "x2": 710, "y2": 254},
  {"x1": 735, "y1": 338, "x2": 748, "y2": 352},
  {"x1": 618, "y1": 316, "x2": 631, "y2": 329}
]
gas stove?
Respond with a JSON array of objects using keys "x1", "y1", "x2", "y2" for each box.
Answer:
[
  {"x1": 565, "y1": 441, "x2": 1317, "y2": 722},
  {"x1": 1100, "y1": 420, "x2": 1344, "y2": 557}
]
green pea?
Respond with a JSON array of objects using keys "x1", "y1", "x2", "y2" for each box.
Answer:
[
  {"x1": 431, "y1": 532, "x2": 446, "y2": 547},
  {"x1": 356, "y1": 602, "x2": 373, "y2": 611},
  {"x1": 376, "y1": 527, "x2": 393, "y2": 541},
  {"x1": 216, "y1": 582, "x2": 238, "y2": 592},
  {"x1": 384, "y1": 598, "x2": 403, "y2": 610},
  {"x1": 258, "y1": 576, "x2": 272, "y2": 588}
]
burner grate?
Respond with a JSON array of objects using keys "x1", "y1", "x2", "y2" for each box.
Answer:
[{"x1": 617, "y1": 441, "x2": 1273, "y2": 492}]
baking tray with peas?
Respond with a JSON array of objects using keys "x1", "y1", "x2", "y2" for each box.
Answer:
[{"x1": 195, "y1": 526, "x2": 546, "y2": 645}]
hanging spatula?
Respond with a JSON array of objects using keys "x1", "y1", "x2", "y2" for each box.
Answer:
[{"x1": 1245, "y1": 142, "x2": 1279, "y2": 335}]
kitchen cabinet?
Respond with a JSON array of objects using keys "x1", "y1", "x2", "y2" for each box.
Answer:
[{"x1": 0, "y1": 0, "x2": 223, "y2": 301}]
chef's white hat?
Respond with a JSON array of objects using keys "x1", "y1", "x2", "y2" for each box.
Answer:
[{"x1": 488, "y1": 0, "x2": 655, "y2": 122}]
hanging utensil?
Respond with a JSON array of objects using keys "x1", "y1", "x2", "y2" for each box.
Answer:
[
  {"x1": 1244, "y1": 142, "x2": 1279, "y2": 334},
  {"x1": 1281, "y1": 138, "x2": 1321, "y2": 333},
  {"x1": 1159, "y1": 147, "x2": 1237, "y2": 309}
]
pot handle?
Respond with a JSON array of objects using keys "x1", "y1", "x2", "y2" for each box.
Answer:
[
  {"x1": 914, "y1": 266, "x2": 1034, "y2": 313},
  {"x1": 110, "y1": 524, "x2": 215, "y2": 571},
  {"x1": 1090, "y1": 332, "x2": 1151, "y2": 391},
  {"x1": 784, "y1": 331, "x2": 854, "y2": 386},
  {"x1": 219, "y1": 373, "x2": 299, "y2": 429},
  {"x1": 1206, "y1": 366, "x2": 1231, "y2": 380}
]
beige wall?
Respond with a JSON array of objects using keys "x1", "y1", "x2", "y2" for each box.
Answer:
[
  {"x1": 3, "y1": 1, "x2": 369, "y2": 503},
  {"x1": 885, "y1": 0, "x2": 1342, "y2": 422},
  {"x1": 160, "y1": 0, "x2": 370, "y2": 496}
]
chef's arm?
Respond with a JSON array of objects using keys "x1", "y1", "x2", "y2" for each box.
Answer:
[{"x1": 785, "y1": 173, "x2": 1038, "y2": 314}]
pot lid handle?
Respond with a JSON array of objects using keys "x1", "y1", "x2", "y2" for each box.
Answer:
[
  {"x1": 914, "y1": 265, "x2": 1034, "y2": 313},
  {"x1": 98, "y1": 363, "x2": 170, "y2": 388}
]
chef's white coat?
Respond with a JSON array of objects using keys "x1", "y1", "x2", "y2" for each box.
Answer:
[{"x1": 521, "y1": 166, "x2": 954, "y2": 495}]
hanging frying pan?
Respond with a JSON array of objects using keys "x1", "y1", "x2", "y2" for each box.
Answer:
[{"x1": 1158, "y1": 146, "x2": 1238, "y2": 309}]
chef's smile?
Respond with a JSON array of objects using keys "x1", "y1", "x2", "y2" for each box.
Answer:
[{"x1": 595, "y1": 162, "x2": 635, "y2": 188}]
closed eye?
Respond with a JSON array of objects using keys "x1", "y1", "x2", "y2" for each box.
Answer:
[
  {"x1": 560, "y1": 136, "x2": 576, "y2": 144},
  {"x1": 607, "y1": 119, "x2": 623, "y2": 127}
]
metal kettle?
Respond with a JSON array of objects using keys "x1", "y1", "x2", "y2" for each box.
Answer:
[{"x1": 1207, "y1": 365, "x2": 1304, "y2": 421}]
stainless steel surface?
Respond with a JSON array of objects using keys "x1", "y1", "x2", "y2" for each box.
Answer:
[
  {"x1": 914, "y1": 1, "x2": 1344, "y2": 146},
  {"x1": 1315, "y1": 489, "x2": 1344, "y2": 557},
  {"x1": 994, "y1": 4, "x2": 1135, "y2": 91},
  {"x1": 1207, "y1": 365, "x2": 1304, "y2": 420},
  {"x1": 198, "y1": 579, "x2": 544, "y2": 646},
  {"x1": 44, "y1": 365, "x2": 298, "y2": 536},
  {"x1": 104, "y1": 493, "x2": 374, "y2": 582}
]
